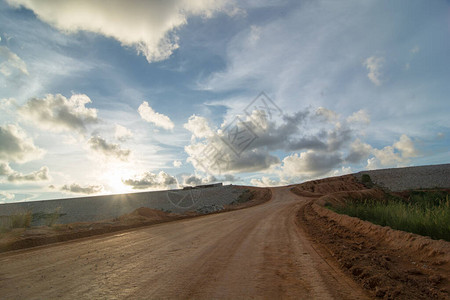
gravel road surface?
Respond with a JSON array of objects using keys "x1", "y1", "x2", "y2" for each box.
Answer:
[{"x1": 0, "y1": 187, "x2": 368, "y2": 299}]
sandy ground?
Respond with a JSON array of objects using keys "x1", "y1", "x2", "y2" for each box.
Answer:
[{"x1": 0, "y1": 187, "x2": 369, "y2": 299}]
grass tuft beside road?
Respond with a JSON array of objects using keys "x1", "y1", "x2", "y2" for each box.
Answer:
[{"x1": 327, "y1": 191, "x2": 450, "y2": 241}]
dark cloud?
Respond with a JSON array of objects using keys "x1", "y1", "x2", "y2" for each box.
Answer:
[
  {"x1": 186, "y1": 108, "x2": 354, "y2": 174},
  {"x1": 326, "y1": 127, "x2": 353, "y2": 152},
  {"x1": 249, "y1": 110, "x2": 317, "y2": 151},
  {"x1": 185, "y1": 106, "x2": 367, "y2": 177},
  {"x1": 282, "y1": 151, "x2": 343, "y2": 179},
  {"x1": 186, "y1": 140, "x2": 280, "y2": 174},
  {"x1": 225, "y1": 149, "x2": 280, "y2": 173},
  {"x1": 88, "y1": 136, "x2": 130, "y2": 161},
  {"x1": 255, "y1": 111, "x2": 354, "y2": 153},
  {"x1": 285, "y1": 135, "x2": 328, "y2": 151}
]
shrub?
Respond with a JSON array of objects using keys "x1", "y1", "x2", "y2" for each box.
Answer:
[
  {"x1": 236, "y1": 189, "x2": 254, "y2": 203},
  {"x1": 360, "y1": 174, "x2": 374, "y2": 188},
  {"x1": 10, "y1": 211, "x2": 32, "y2": 228}
]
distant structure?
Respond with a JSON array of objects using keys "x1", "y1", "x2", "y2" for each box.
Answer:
[{"x1": 183, "y1": 183, "x2": 223, "y2": 190}]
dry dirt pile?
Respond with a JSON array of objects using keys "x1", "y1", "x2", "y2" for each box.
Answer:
[{"x1": 293, "y1": 175, "x2": 449, "y2": 299}]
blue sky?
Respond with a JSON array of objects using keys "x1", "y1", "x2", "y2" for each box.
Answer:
[{"x1": 0, "y1": 0, "x2": 449, "y2": 202}]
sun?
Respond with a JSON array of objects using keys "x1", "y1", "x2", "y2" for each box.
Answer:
[{"x1": 102, "y1": 167, "x2": 134, "y2": 195}]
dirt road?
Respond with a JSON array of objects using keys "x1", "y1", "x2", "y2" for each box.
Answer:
[{"x1": 0, "y1": 187, "x2": 369, "y2": 299}]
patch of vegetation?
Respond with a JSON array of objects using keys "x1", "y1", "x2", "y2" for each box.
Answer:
[
  {"x1": 327, "y1": 191, "x2": 450, "y2": 241},
  {"x1": 236, "y1": 189, "x2": 255, "y2": 203},
  {"x1": 360, "y1": 174, "x2": 374, "y2": 188},
  {"x1": 32, "y1": 207, "x2": 66, "y2": 227},
  {"x1": 8, "y1": 211, "x2": 32, "y2": 229}
]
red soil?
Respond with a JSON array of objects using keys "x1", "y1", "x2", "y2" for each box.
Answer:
[{"x1": 293, "y1": 174, "x2": 449, "y2": 299}]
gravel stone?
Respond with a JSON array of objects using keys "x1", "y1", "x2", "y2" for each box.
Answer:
[{"x1": 354, "y1": 164, "x2": 450, "y2": 191}]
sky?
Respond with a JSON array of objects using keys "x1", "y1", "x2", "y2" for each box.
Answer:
[{"x1": 0, "y1": 0, "x2": 449, "y2": 203}]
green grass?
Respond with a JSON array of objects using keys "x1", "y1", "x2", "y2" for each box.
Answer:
[{"x1": 328, "y1": 191, "x2": 450, "y2": 241}]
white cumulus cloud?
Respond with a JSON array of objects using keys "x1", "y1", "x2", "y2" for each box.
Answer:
[
  {"x1": 114, "y1": 124, "x2": 133, "y2": 142},
  {"x1": 346, "y1": 109, "x2": 370, "y2": 124},
  {"x1": 250, "y1": 176, "x2": 283, "y2": 187},
  {"x1": 346, "y1": 134, "x2": 418, "y2": 169},
  {"x1": 19, "y1": 94, "x2": 98, "y2": 134},
  {"x1": 0, "y1": 163, "x2": 50, "y2": 182},
  {"x1": 61, "y1": 183, "x2": 103, "y2": 195},
  {"x1": 7, "y1": 0, "x2": 235, "y2": 63},
  {"x1": 88, "y1": 136, "x2": 131, "y2": 161},
  {"x1": 122, "y1": 171, "x2": 177, "y2": 190},
  {"x1": 184, "y1": 115, "x2": 214, "y2": 138},
  {"x1": 182, "y1": 174, "x2": 218, "y2": 186},
  {"x1": 0, "y1": 124, "x2": 45, "y2": 163},
  {"x1": 393, "y1": 134, "x2": 418, "y2": 158},
  {"x1": 138, "y1": 101, "x2": 174, "y2": 130}
]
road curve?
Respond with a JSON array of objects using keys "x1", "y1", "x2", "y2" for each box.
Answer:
[{"x1": 0, "y1": 187, "x2": 369, "y2": 299}]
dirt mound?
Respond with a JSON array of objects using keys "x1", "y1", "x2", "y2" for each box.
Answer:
[
  {"x1": 291, "y1": 174, "x2": 366, "y2": 196},
  {"x1": 224, "y1": 187, "x2": 272, "y2": 211},
  {"x1": 298, "y1": 202, "x2": 449, "y2": 299},
  {"x1": 293, "y1": 174, "x2": 450, "y2": 299},
  {"x1": 291, "y1": 174, "x2": 385, "y2": 207}
]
